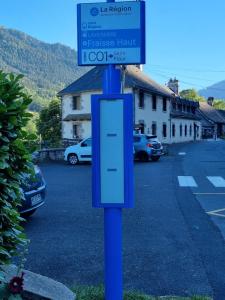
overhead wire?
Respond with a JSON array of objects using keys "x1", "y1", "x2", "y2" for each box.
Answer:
[
  {"x1": 147, "y1": 64, "x2": 225, "y2": 73},
  {"x1": 144, "y1": 66, "x2": 225, "y2": 92}
]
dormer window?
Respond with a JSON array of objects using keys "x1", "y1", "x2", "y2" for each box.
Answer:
[
  {"x1": 152, "y1": 95, "x2": 157, "y2": 110},
  {"x1": 162, "y1": 123, "x2": 167, "y2": 138},
  {"x1": 163, "y1": 97, "x2": 167, "y2": 112},
  {"x1": 152, "y1": 122, "x2": 157, "y2": 135},
  {"x1": 139, "y1": 90, "x2": 144, "y2": 108},
  {"x1": 72, "y1": 96, "x2": 80, "y2": 110}
]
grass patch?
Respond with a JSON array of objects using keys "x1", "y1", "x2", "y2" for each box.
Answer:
[{"x1": 72, "y1": 285, "x2": 211, "y2": 300}]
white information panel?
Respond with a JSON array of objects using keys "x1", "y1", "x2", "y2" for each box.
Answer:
[
  {"x1": 100, "y1": 99, "x2": 124, "y2": 204},
  {"x1": 77, "y1": 1, "x2": 145, "y2": 65}
]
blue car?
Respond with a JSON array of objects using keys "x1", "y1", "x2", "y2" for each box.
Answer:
[
  {"x1": 133, "y1": 134, "x2": 163, "y2": 162},
  {"x1": 20, "y1": 165, "x2": 46, "y2": 217}
]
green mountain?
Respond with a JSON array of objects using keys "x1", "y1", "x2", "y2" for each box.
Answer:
[{"x1": 0, "y1": 26, "x2": 88, "y2": 111}]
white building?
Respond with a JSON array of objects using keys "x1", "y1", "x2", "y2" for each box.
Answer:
[{"x1": 58, "y1": 66, "x2": 201, "y2": 144}]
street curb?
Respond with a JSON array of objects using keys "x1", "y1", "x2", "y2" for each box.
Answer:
[{"x1": 2, "y1": 265, "x2": 75, "y2": 300}]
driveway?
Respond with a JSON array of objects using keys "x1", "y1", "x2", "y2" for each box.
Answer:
[{"x1": 24, "y1": 140, "x2": 225, "y2": 299}]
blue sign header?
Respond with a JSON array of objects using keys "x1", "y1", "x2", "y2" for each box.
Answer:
[{"x1": 77, "y1": 1, "x2": 145, "y2": 65}]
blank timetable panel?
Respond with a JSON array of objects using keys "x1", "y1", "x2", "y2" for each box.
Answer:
[
  {"x1": 91, "y1": 94, "x2": 134, "y2": 208},
  {"x1": 100, "y1": 99, "x2": 124, "y2": 204}
]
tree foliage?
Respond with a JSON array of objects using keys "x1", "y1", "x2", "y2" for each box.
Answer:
[
  {"x1": 180, "y1": 89, "x2": 225, "y2": 110},
  {"x1": 180, "y1": 89, "x2": 205, "y2": 102},
  {"x1": 24, "y1": 112, "x2": 38, "y2": 136},
  {"x1": 36, "y1": 98, "x2": 61, "y2": 147},
  {"x1": 213, "y1": 99, "x2": 225, "y2": 110},
  {"x1": 0, "y1": 71, "x2": 34, "y2": 268}
]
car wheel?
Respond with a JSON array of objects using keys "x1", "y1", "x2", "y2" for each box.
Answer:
[
  {"x1": 21, "y1": 209, "x2": 36, "y2": 218},
  {"x1": 138, "y1": 151, "x2": 149, "y2": 162},
  {"x1": 151, "y1": 156, "x2": 160, "y2": 162},
  {"x1": 68, "y1": 154, "x2": 79, "y2": 165}
]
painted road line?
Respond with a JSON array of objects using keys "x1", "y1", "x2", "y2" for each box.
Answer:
[
  {"x1": 207, "y1": 208, "x2": 225, "y2": 218},
  {"x1": 178, "y1": 176, "x2": 197, "y2": 187},
  {"x1": 207, "y1": 176, "x2": 225, "y2": 187},
  {"x1": 178, "y1": 152, "x2": 186, "y2": 155},
  {"x1": 194, "y1": 193, "x2": 225, "y2": 195}
]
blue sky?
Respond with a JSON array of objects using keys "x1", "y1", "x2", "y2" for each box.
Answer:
[{"x1": 0, "y1": 0, "x2": 225, "y2": 91}]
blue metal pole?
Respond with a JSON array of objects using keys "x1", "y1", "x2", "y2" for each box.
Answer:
[
  {"x1": 103, "y1": 0, "x2": 123, "y2": 290},
  {"x1": 104, "y1": 208, "x2": 122, "y2": 300},
  {"x1": 103, "y1": 64, "x2": 122, "y2": 300}
]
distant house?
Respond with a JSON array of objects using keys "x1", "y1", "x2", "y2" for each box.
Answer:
[
  {"x1": 197, "y1": 98, "x2": 225, "y2": 138},
  {"x1": 58, "y1": 66, "x2": 201, "y2": 144}
]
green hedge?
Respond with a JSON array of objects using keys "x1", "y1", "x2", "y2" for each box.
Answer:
[{"x1": 0, "y1": 71, "x2": 35, "y2": 273}]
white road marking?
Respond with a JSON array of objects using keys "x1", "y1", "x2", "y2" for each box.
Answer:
[
  {"x1": 194, "y1": 193, "x2": 225, "y2": 195},
  {"x1": 178, "y1": 152, "x2": 186, "y2": 155},
  {"x1": 206, "y1": 138, "x2": 221, "y2": 142},
  {"x1": 207, "y1": 176, "x2": 225, "y2": 187},
  {"x1": 207, "y1": 208, "x2": 225, "y2": 218},
  {"x1": 178, "y1": 176, "x2": 197, "y2": 187}
]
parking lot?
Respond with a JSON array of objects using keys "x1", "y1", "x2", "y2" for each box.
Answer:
[{"x1": 24, "y1": 141, "x2": 225, "y2": 299}]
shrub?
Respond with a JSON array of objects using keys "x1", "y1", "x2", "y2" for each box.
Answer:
[{"x1": 0, "y1": 71, "x2": 35, "y2": 274}]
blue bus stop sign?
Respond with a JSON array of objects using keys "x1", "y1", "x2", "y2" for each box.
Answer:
[
  {"x1": 77, "y1": 1, "x2": 145, "y2": 65},
  {"x1": 77, "y1": 0, "x2": 145, "y2": 298}
]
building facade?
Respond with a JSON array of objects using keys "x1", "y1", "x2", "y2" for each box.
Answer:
[
  {"x1": 197, "y1": 99, "x2": 225, "y2": 139},
  {"x1": 58, "y1": 66, "x2": 201, "y2": 144}
]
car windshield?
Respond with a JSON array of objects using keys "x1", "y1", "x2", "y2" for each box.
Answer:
[
  {"x1": 81, "y1": 138, "x2": 92, "y2": 147},
  {"x1": 146, "y1": 135, "x2": 159, "y2": 142},
  {"x1": 146, "y1": 135, "x2": 157, "y2": 139}
]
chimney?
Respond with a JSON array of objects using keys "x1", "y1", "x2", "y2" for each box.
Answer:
[
  {"x1": 207, "y1": 97, "x2": 214, "y2": 106},
  {"x1": 135, "y1": 65, "x2": 143, "y2": 71},
  {"x1": 167, "y1": 78, "x2": 179, "y2": 95}
]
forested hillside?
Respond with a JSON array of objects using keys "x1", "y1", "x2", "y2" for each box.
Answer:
[{"x1": 0, "y1": 26, "x2": 88, "y2": 110}]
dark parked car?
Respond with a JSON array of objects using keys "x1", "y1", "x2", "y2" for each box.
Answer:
[
  {"x1": 133, "y1": 134, "x2": 163, "y2": 162},
  {"x1": 20, "y1": 165, "x2": 46, "y2": 217}
]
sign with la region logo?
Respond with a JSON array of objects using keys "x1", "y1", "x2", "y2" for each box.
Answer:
[{"x1": 77, "y1": 1, "x2": 145, "y2": 65}]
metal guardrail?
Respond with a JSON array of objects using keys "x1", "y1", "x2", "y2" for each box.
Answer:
[{"x1": 33, "y1": 148, "x2": 65, "y2": 162}]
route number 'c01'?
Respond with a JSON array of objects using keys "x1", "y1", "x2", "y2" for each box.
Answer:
[{"x1": 84, "y1": 51, "x2": 108, "y2": 62}]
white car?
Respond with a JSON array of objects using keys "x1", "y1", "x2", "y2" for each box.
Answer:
[
  {"x1": 64, "y1": 138, "x2": 92, "y2": 165},
  {"x1": 64, "y1": 137, "x2": 135, "y2": 165}
]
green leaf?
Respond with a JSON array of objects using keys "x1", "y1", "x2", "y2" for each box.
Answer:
[
  {"x1": 9, "y1": 116, "x2": 18, "y2": 125},
  {"x1": 9, "y1": 73, "x2": 15, "y2": 81},
  {"x1": 27, "y1": 133, "x2": 37, "y2": 140},
  {"x1": 7, "y1": 132, "x2": 17, "y2": 139},
  {"x1": 0, "y1": 161, "x2": 9, "y2": 169},
  {"x1": 0, "y1": 247, "x2": 11, "y2": 258},
  {"x1": 0, "y1": 270, "x2": 5, "y2": 281},
  {"x1": 0, "y1": 135, "x2": 10, "y2": 143},
  {"x1": 0, "y1": 177, "x2": 7, "y2": 184},
  {"x1": 0, "y1": 283, "x2": 9, "y2": 298},
  {"x1": 15, "y1": 74, "x2": 24, "y2": 81}
]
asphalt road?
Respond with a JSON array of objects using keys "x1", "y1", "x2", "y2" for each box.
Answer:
[{"x1": 23, "y1": 140, "x2": 225, "y2": 299}]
